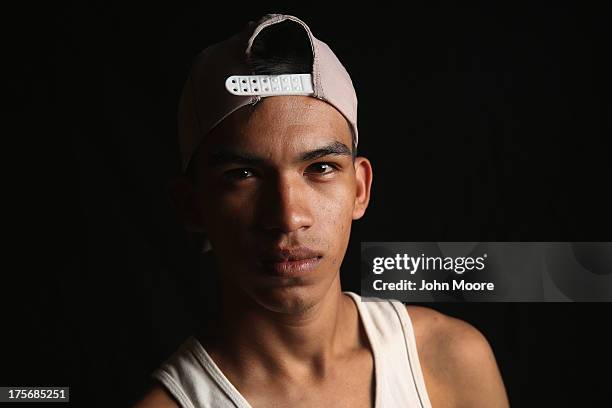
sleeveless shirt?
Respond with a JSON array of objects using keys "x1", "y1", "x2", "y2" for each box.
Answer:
[{"x1": 151, "y1": 291, "x2": 432, "y2": 408}]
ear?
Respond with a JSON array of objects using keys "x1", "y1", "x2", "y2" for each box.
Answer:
[
  {"x1": 352, "y1": 157, "x2": 373, "y2": 220},
  {"x1": 167, "y1": 175, "x2": 207, "y2": 233}
]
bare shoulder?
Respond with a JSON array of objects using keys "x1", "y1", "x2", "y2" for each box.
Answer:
[
  {"x1": 132, "y1": 383, "x2": 179, "y2": 408},
  {"x1": 406, "y1": 305, "x2": 509, "y2": 408}
]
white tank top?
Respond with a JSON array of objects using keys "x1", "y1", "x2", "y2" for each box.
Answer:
[{"x1": 152, "y1": 291, "x2": 432, "y2": 408}]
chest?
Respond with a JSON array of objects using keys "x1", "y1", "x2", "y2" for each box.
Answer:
[
  {"x1": 241, "y1": 354, "x2": 375, "y2": 408},
  {"x1": 245, "y1": 373, "x2": 374, "y2": 408}
]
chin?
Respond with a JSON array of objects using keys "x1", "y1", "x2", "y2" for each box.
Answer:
[{"x1": 252, "y1": 284, "x2": 320, "y2": 315}]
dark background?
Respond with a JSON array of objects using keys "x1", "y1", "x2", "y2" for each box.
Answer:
[{"x1": 6, "y1": 2, "x2": 611, "y2": 407}]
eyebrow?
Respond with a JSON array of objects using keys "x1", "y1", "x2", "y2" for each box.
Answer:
[{"x1": 208, "y1": 141, "x2": 352, "y2": 166}]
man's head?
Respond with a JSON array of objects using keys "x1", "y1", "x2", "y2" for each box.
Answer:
[{"x1": 170, "y1": 14, "x2": 372, "y2": 314}]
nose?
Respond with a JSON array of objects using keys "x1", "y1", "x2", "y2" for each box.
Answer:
[{"x1": 258, "y1": 173, "x2": 314, "y2": 235}]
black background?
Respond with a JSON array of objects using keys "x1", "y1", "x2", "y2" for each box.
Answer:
[{"x1": 6, "y1": 2, "x2": 611, "y2": 407}]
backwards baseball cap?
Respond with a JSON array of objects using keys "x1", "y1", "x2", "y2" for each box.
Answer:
[{"x1": 177, "y1": 13, "x2": 358, "y2": 174}]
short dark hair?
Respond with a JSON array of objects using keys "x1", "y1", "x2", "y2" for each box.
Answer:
[
  {"x1": 185, "y1": 20, "x2": 356, "y2": 183},
  {"x1": 246, "y1": 20, "x2": 313, "y2": 75}
]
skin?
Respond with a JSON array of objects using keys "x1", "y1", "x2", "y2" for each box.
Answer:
[{"x1": 133, "y1": 96, "x2": 509, "y2": 408}]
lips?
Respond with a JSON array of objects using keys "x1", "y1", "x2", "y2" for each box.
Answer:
[{"x1": 258, "y1": 247, "x2": 323, "y2": 277}]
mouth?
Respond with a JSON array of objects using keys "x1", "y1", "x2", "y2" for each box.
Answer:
[{"x1": 258, "y1": 247, "x2": 323, "y2": 277}]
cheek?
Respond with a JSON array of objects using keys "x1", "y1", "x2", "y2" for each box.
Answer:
[
  {"x1": 315, "y1": 183, "x2": 355, "y2": 243},
  {"x1": 319, "y1": 177, "x2": 355, "y2": 217},
  {"x1": 198, "y1": 187, "x2": 255, "y2": 235}
]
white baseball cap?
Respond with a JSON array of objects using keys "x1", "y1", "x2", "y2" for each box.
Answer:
[{"x1": 177, "y1": 13, "x2": 359, "y2": 174}]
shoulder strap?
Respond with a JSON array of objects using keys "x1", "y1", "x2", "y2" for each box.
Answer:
[
  {"x1": 344, "y1": 291, "x2": 432, "y2": 408},
  {"x1": 152, "y1": 336, "x2": 252, "y2": 408}
]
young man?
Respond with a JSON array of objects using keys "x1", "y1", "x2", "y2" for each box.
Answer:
[{"x1": 135, "y1": 14, "x2": 509, "y2": 408}]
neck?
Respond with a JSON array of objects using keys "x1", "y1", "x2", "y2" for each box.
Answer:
[{"x1": 202, "y1": 273, "x2": 359, "y2": 381}]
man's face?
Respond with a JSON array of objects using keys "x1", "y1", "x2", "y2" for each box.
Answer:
[{"x1": 190, "y1": 95, "x2": 371, "y2": 314}]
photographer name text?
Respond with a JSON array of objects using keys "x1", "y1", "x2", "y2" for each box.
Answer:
[{"x1": 372, "y1": 279, "x2": 495, "y2": 291}]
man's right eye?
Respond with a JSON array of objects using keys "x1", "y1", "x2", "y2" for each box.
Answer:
[{"x1": 223, "y1": 168, "x2": 255, "y2": 180}]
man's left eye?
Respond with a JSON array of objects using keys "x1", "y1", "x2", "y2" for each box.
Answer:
[{"x1": 305, "y1": 163, "x2": 338, "y2": 175}]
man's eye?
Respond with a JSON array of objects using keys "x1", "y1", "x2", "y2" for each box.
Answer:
[
  {"x1": 305, "y1": 162, "x2": 338, "y2": 175},
  {"x1": 223, "y1": 168, "x2": 255, "y2": 180}
]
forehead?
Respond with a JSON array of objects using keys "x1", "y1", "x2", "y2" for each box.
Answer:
[{"x1": 201, "y1": 95, "x2": 353, "y2": 154}]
